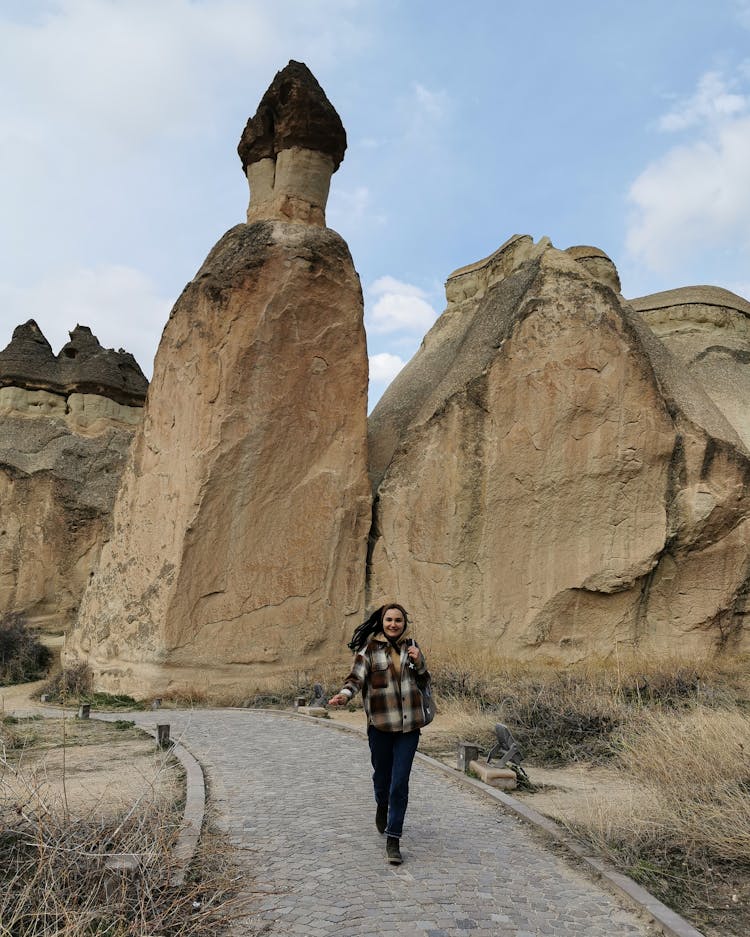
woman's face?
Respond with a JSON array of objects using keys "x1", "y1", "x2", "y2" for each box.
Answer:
[{"x1": 382, "y1": 607, "x2": 406, "y2": 640}]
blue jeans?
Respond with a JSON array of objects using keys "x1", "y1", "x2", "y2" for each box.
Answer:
[{"x1": 367, "y1": 726, "x2": 420, "y2": 838}]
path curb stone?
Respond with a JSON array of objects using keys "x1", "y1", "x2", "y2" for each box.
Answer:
[{"x1": 129, "y1": 721, "x2": 205, "y2": 887}]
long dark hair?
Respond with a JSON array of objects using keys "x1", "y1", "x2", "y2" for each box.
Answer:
[{"x1": 347, "y1": 603, "x2": 409, "y2": 652}]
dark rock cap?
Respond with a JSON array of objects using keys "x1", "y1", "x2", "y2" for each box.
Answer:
[
  {"x1": 0, "y1": 321, "x2": 148, "y2": 407},
  {"x1": 238, "y1": 60, "x2": 347, "y2": 173},
  {"x1": 0, "y1": 320, "x2": 57, "y2": 385}
]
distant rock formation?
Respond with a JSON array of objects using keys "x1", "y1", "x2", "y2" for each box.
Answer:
[
  {"x1": 630, "y1": 286, "x2": 750, "y2": 453},
  {"x1": 66, "y1": 62, "x2": 370, "y2": 696},
  {"x1": 0, "y1": 320, "x2": 147, "y2": 406},
  {"x1": 368, "y1": 235, "x2": 750, "y2": 662},
  {"x1": 0, "y1": 322, "x2": 147, "y2": 632}
]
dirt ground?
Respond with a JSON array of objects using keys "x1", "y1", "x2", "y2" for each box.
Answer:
[{"x1": 1, "y1": 681, "x2": 182, "y2": 822}]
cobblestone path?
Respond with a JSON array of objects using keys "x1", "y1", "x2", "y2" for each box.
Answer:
[{"x1": 131, "y1": 709, "x2": 654, "y2": 937}]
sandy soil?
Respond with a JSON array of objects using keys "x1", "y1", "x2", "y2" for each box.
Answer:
[{"x1": 1, "y1": 682, "x2": 182, "y2": 822}]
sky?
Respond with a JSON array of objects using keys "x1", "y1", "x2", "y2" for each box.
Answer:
[{"x1": 2, "y1": 0, "x2": 750, "y2": 408}]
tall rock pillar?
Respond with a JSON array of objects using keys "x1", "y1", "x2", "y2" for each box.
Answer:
[{"x1": 66, "y1": 61, "x2": 371, "y2": 695}]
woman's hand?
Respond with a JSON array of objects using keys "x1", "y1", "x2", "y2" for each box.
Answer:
[
  {"x1": 407, "y1": 644, "x2": 420, "y2": 664},
  {"x1": 328, "y1": 693, "x2": 348, "y2": 706}
]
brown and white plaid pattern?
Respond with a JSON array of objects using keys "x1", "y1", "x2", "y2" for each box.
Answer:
[{"x1": 339, "y1": 636, "x2": 430, "y2": 733}]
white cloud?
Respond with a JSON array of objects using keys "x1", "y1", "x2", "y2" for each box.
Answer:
[
  {"x1": 366, "y1": 276, "x2": 438, "y2": 334},
  {"x1": 398, "y1": 81, "x2": 450, "y2": 146},
  {"x1": 0, "y1": 2, "x2": 267, "y2": 152},
  {"x1": 327, "y1": 184, "x2": 386, "y2": 230},
  {"x1": 0, "y1": 265, "x2": 171, "y2": 377},
  {"x1": 0, "y1": 1, "x2": 367, "y2": 157},
  {"x1": 658, "y1": 72, "x2": 747, "y2": 132},
  {"x1": 369, "y1": 352, "x2": 405, "y2": 383},
  {"x1": 626, "y1": 70, "x2": 750, "y2": 273},
  {"x1": 413, "y1": 83, "x2": 449, "y2": 121}
]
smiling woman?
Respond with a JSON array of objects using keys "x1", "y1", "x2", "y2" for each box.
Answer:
[{"x1": 329, "y1": 602, "x2": 431, "y2": 866}]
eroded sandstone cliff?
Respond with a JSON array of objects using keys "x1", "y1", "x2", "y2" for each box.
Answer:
[
  {"x1": 368, "y1": 236, "x2": 750, "y2": 662},
  {"x1": 0, "y1": 321, "x2": 147, "y2": 631}
]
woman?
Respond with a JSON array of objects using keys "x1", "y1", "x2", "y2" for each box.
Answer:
[{"x1": 329, "y1": 602, "x2": 430, "y2": 865}]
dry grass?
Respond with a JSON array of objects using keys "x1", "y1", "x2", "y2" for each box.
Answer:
[
  {"x1": 570, "y1": 707, "x2": 750, "y2": 937},
  {"x1": 426, "y1": 651, "x2": 749, "y2": 762},
  {"x1": 0, "y1": 717, "x2": 241, "y2": 937},
  {"x1": 618, "y1": 708, "x2": 750, "y2": 864},
  {"x1": 415, "y1": 652, "x2": 750, "y2": 937}
]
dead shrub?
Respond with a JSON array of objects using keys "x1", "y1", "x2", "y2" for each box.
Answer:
[
  {"x1": 0, "y1": 614, "x2": 52, "y2": 686},
  {"x1": 41, "y1": 661, "x2": 93, "y2": 703},
  {"x1": 428, "y1": 652, "x2": 749, "y2": 765}
]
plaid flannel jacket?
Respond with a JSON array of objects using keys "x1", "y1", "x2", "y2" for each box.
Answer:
[{"x1": 339, "y1": 635, "x2": 430, "y2": 733}]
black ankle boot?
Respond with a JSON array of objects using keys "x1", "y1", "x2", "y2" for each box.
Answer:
[
  {"x1": 386, "y1": 836, "x2": 402, "y2": 865},
  {"x1": 376, "y1": 803, "x2": 387, "y2": 834}
]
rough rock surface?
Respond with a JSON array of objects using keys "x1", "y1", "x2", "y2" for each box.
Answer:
[
  {"x1": 0, "y1": 323, "x2": 146, "y2": 632},
  {"x1": 368, "y1": 236, "x2": 750, "y2": 662},
  {"x1": 564, "y1": 245, "x2": 622, "y2": 293},
  {"x1": 630, "y1": 286, "x2": 750, "y2": 452},
  {"x1": 66, "y1": 220, "x2": 370, "y2": 696}
]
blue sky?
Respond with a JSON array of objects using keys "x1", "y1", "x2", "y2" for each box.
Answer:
[{"x1": 2, "y1": 0, "x2": 750, "y2": 406}]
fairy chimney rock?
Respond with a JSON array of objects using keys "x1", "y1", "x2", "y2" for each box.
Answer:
[
  {"x1": 66, "y1": 61, "x2": 369, "y2": 697},
  {"x1": 0, "y1": 320, "x2": 148, "y2": 633},
  {"x1": 237, "y1": 60, "x2": 347, "y2": 226}
]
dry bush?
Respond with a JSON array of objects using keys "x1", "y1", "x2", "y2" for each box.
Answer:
[
  {"x1": 429, "y1": 655, "x2": 622, "y2": 763},
  {"x1": 0, "y1": 614, "x2": 52, "y2": 686},
  {"x1": 40, "y1": 663, "x2": 147, "y2": 711},
  {"x1": 41, "y1": 661, "x2": 93, "y2": 702},
  {"x1": 427, "y1": 651, "x2": 749, "y2": 765}
]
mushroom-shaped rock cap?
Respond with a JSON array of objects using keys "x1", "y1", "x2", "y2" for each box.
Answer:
[
  {"x1": 238, "y1": 60, "x2": 347, "y2": 173},
  {"x1": 58, "y1": 325, "x2": 148, "y2": 405},
  {"x1": 0, "y1": 319, "x2": 57, "y2": 387},
  {"x1": 0, "y1": 320, "x2": 148, "y2": 405}
]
